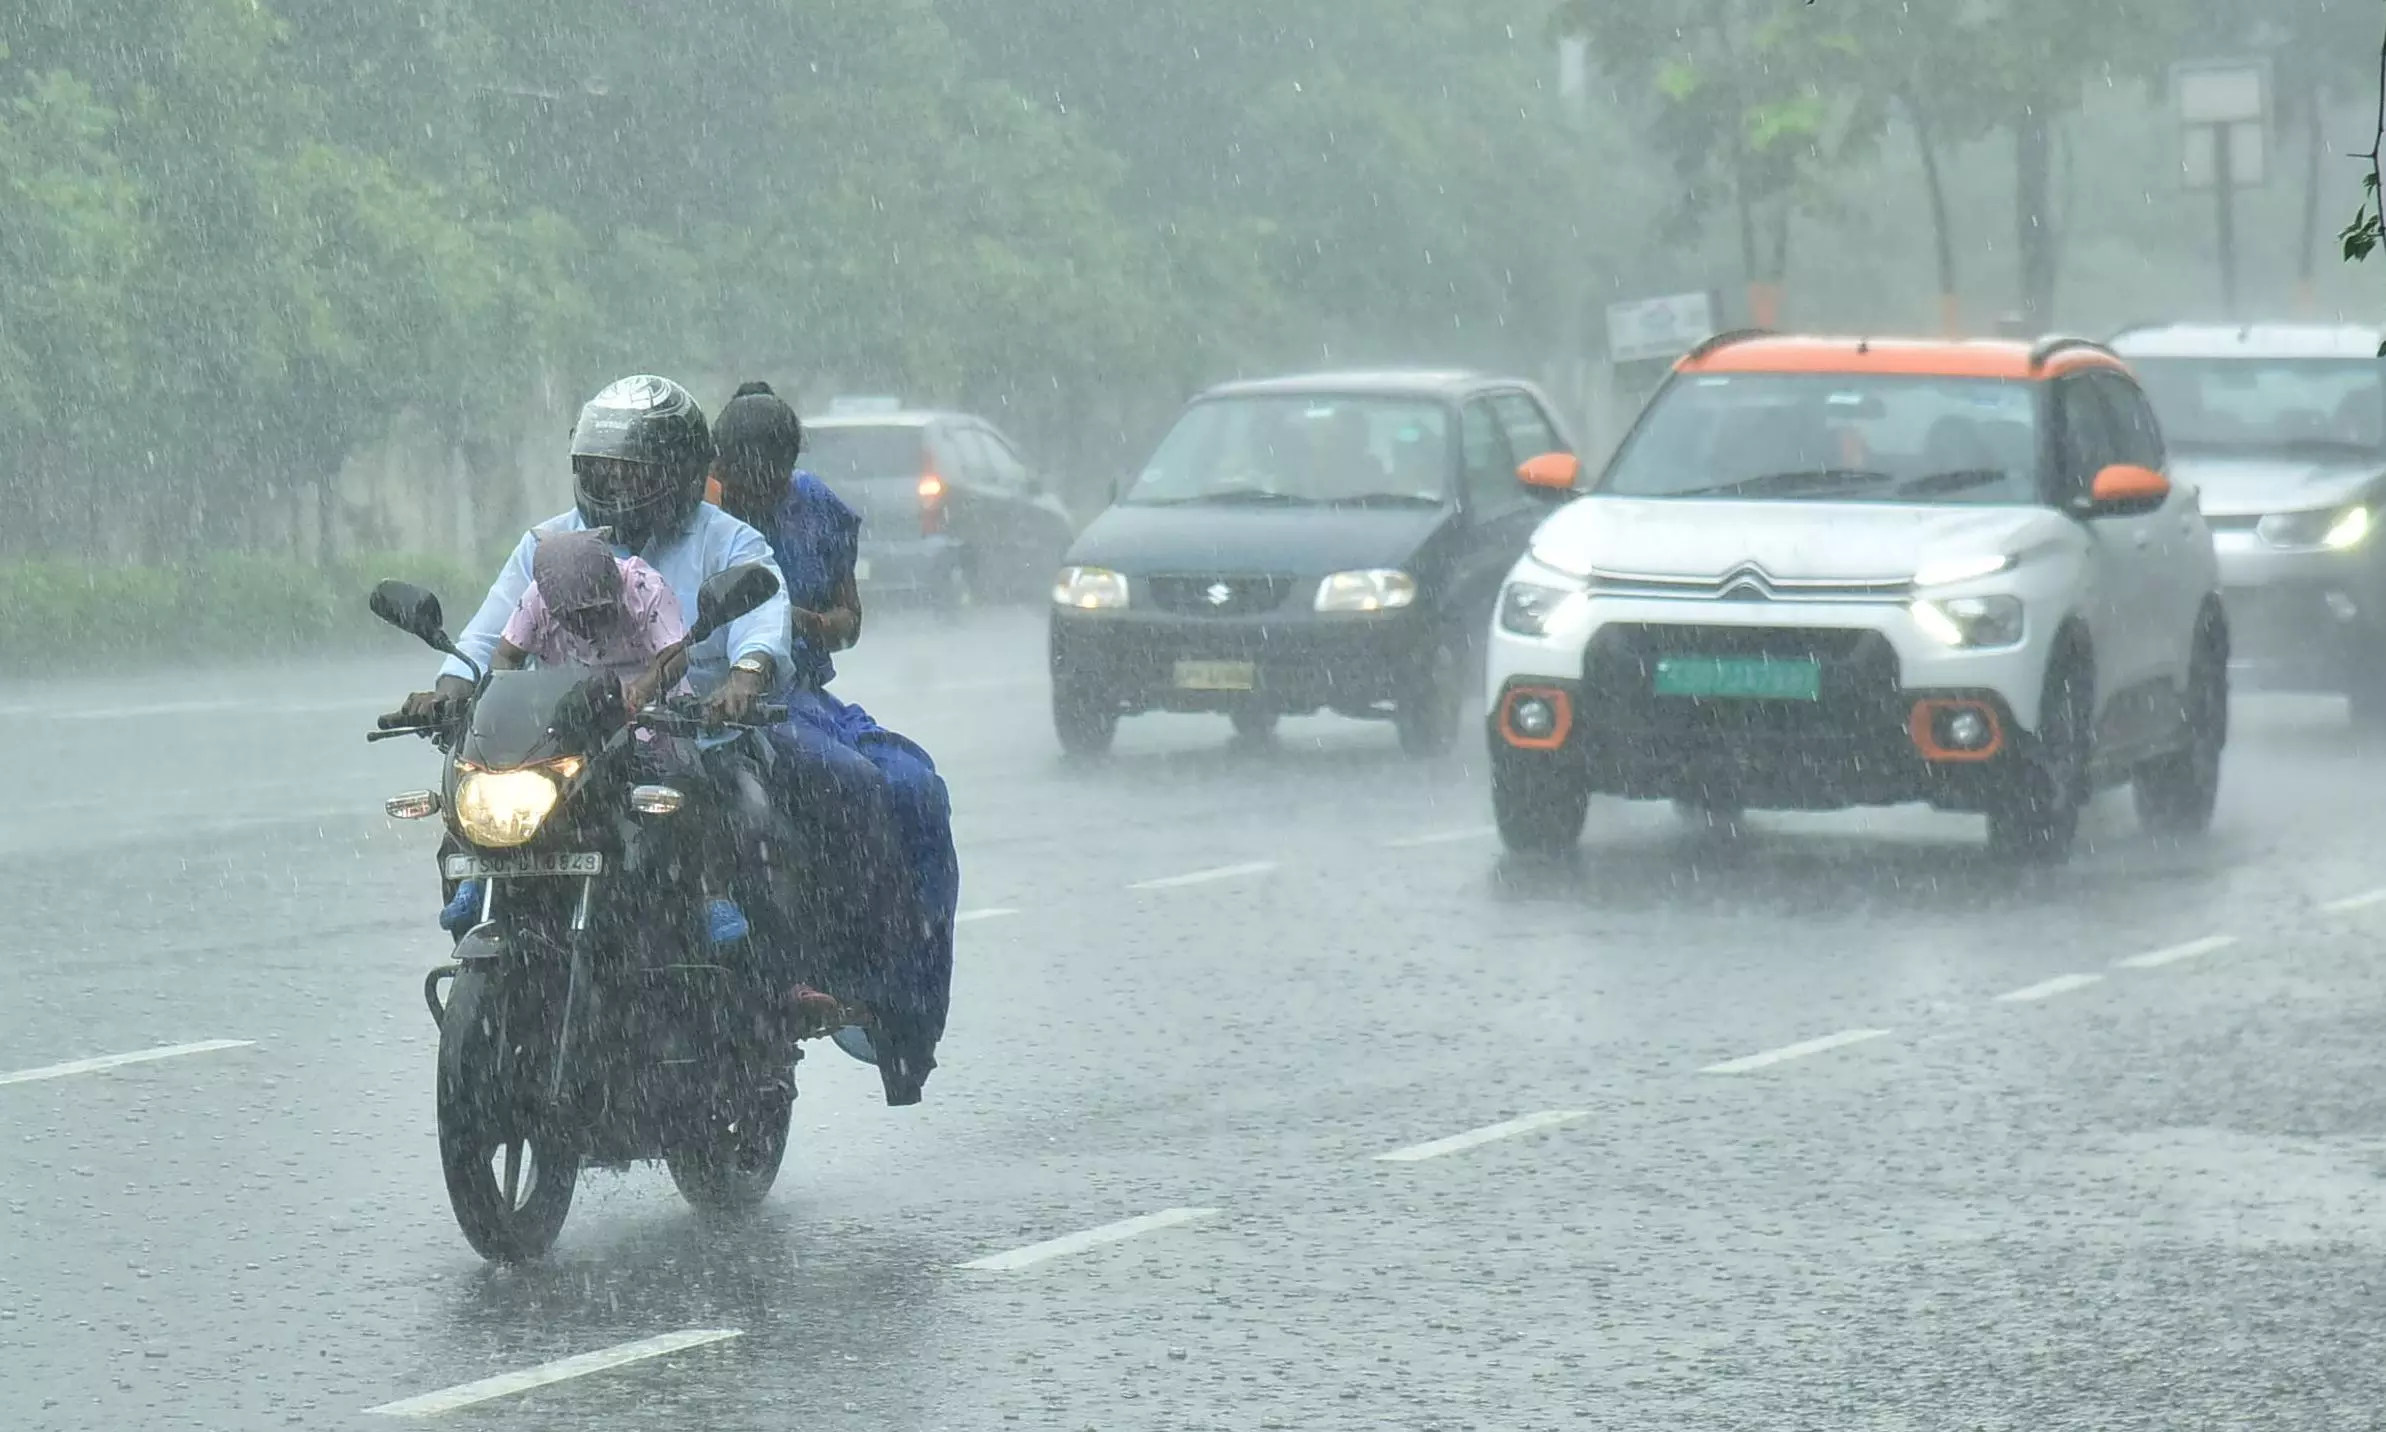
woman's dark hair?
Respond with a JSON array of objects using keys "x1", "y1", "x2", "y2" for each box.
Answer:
[{"x1": 713, "y1": 380, "x2": 804, "y2": 484}]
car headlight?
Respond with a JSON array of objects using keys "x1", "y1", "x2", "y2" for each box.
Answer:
[
  {"x1": 1314, "y1": 569, "x2": 1417, "y2": 613},
  {"x1": 454, "y1": 768, "x2": 561, "y2": 848},
  {"x1": 2259, "y1": 505, "x2": 2372, "y2": 551},
  {"x1": 1911, "y1": 594, "x2": 2024, "y2": 649},
  {"x1": 1052, "y1": 566, "x2": 1130, "y2": 610},
  {"x1": 1499, "y1": 582, "x2": 1579, "y2": 636}
]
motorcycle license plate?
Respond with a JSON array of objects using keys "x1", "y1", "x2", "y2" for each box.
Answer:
[{"x1": 443, "y1": 851, "x2": 605, "y2": 881}]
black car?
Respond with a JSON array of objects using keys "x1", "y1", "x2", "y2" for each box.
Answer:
[
  {"x1": 803, "y1": 409, "x2": 1079, "y2": 613},
  {"x1": 1049, "y1": 370, "x2": 1578, "y2": 756}
]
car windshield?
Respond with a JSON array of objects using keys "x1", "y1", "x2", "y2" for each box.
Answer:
[
  {"x1": 1600, "y1": 373, "x2": 2043, "y2": 505},
  {"x1": 2129, "y1": 356, "x2": 2386, "y2": 456},
  {"x1": 802, "y1": 425, "x2": 929, "y2": 483},
  {"x1": 1124, "y1": 396, "x2": 1451, "y2": 506}
]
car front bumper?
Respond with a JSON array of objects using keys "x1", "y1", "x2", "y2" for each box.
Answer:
[
  {"x1": 856, "y1": 536, "x2": 961, "y2": 595},
  {"x1": 1485, "y1": 586, "x2": 2053, "y2": 811},
  {"x1": 1050, "y1": 607, "x2": 1427, "y2": 714},
  {"x1": 2211, "y1": 529, "x2": 2386, "y2": 690}
]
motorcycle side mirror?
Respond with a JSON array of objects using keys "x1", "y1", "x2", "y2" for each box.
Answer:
[
  {"x1": 370, "y1": 580, "x2": 456, "y2": 655},
  {"x1": 688, "y1": 563, "x2": 782, "y2": 644}
]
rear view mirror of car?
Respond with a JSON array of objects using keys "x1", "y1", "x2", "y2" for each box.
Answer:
[
  {"x1": 2086, "y1": 462, "x2": 2171, "y2": 516},
  {"x1": 1517, "y1": 451, "x2": 1582, "y2": 493}
]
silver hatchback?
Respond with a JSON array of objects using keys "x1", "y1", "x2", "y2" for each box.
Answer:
[{"x1": 2111, "y1": 322, "x2": 2386, "y2": 720}]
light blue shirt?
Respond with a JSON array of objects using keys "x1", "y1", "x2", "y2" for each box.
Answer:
[{"x1": 439, "y1": 505, "x2": 792, "y2": 696}]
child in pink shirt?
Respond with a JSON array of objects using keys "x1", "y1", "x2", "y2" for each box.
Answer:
[{"x1": 491, "y1": 527, "x2": 689, "y2": 707}]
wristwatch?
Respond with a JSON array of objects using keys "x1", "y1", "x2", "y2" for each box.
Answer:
[{"x1": 732, "y1": 654, "x2": 773, "y2": 680}]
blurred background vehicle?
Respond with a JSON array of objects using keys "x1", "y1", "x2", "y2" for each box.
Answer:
[
  {"x1": 2111, "y1": 323, "x2": 2386, "y2": 720},
  {"x1": 1048, "y1": 371, "x2": 1576, "y2": 757},
  {"x1": 803, "y1": 404, "x2": 1080, "y2": 617}
]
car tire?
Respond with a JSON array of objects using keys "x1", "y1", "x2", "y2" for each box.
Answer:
[
  {"x1": 1493, "y1": 753, "x2": 1589, "y2": 853},
  {"x1": 1230, "y1": 706, "x2": 1280, "y2": 742},
  {"x1": 2134, "y1": 618, "x2": 2227, "y2": 837},
  {"x1": 1987, "y1": 650, "x2": 2091, "y2": 862},
  {"x1": 1052, "y1": 675, "x2": 1118, "y2": 757},
  {"x1": 1673, "y1": 794, "x2": 1745, "y2": 835},
  {"x1": 1395, "y1": 640, "x2": 1463, "y2": 758},
  {"x1": 933, "y1": 559, "x2": 971, "y2": 624}
]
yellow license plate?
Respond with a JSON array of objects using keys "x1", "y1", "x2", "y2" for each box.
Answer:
[{"x1": 1173, "y1": 660, "x2": 1256, "y2": 691}]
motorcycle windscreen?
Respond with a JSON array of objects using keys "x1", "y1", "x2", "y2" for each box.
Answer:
[{"x1": 461, "y1": 667, "x2": 621, "y2": 769}]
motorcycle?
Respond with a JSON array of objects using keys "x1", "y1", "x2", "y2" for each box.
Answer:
[{"x1": 369, "y1": 564, "x2": 827, "y2": 1262}]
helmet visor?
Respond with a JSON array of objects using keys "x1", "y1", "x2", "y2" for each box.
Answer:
[{"x1": 573, "y1": 456, "x2": 671, "y2": 513}]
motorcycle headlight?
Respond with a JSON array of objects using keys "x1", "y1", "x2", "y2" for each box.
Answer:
[
  {"x1": 1314, "y1": 569, "x2": 1417, "y2": 613},
  {"x1": 2259, "y1": 505, "x2": 2372, "y2": 551},
  {"x1": 1053, "y1": 566, "x2": 1130, "y2": 610},
  {"x1": 454, "y1": 768, "x2": 561, "y2": 848},
  {"x1": 1912, "y1": 594, "x2": 2025, "y2": 649}
]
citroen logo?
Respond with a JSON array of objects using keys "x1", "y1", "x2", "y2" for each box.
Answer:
[
  {"x1": 1204, "y1": 582, "x2": 1234, "y2": 606},
  {"x1": 1719, "y1": 563, "x2": 1773, "y2": 601}
]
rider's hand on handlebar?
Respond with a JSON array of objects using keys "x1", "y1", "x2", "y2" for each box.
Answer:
[
  {"x1": 702, "y1": 667, "x2": 772, "y2": 727},
  {"x1": 380, "y1": 676, "x2": 474, "y2": 729}
]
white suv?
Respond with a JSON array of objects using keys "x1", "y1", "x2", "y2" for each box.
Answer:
[{"x1": 1484, "y1": 334, "x2": 2228, "y2": 861}]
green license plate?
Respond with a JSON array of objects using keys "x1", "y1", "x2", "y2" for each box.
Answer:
[{"x1": 1652, "y1": 655, "x2": 1821, "y2": 701}]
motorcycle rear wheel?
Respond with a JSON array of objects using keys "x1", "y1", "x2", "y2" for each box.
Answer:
[
  {"x1": 666, "y1": 1081, "x2": 793, "y2": 1213},
  {"x1": 438, "y1": 968, "x2": 580, "y2": 1263}
]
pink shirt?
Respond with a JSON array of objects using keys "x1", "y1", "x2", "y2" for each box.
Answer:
[{"x1": 500, "y1": 556, "x2": 689, "y2": 695}]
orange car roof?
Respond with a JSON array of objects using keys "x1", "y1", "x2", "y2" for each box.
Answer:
[{"x1": 1677, "y1": 333, "x2": 2126, "y2": 381}]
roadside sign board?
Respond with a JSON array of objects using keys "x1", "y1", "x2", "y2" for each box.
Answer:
[{"x1": 1605, "y1": 291, "x2": 1717, "y2": 365}]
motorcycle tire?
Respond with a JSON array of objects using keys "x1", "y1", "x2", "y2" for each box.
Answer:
[
  {"x1": 437, "y1": 967, "x2": 580, "y2": 1263},
  {"x1": 666, "y1": 1082, "x2": 793, "y2": 1213}
]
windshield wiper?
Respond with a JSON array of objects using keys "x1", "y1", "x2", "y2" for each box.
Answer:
[
  {"x1": 1662, "y1": 468, "x2": 1898, "y2": 500},
  {"x1": 1895, "y1": 467, "x2": 2015, "y2": 497},
  {"x1": 1133, "y1": 489, "x2": 1318, "y2": 507},
  {"x1": 1325, "y1": 492, "x2": 1443, "y2": 508}
]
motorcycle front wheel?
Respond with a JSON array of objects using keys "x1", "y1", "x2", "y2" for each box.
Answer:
[{"x1": 437, "y1": 967, "x2": 580, "y2": 1262}]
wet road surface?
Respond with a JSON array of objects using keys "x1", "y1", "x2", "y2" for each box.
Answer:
[{"x1": 8, "y1": 609, "x2": 2386, "y2": 1429}]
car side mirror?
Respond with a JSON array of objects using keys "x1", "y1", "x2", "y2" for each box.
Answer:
[
  {"x1": 2082, "y1": 463, "x2": 2170, "y2": 517},
  {"x1": 1517, "y1": 451, "x2": 1582, "y2": 495},
  {"x1": 369, "y1": 580, "x2": 455, "y2": 654},
  {"x1": 689, "y1": 563, "x2": 781, "y2": 644}
]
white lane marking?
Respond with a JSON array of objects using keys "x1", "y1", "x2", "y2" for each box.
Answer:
[
  {"x1": 959, "y1": 1208, "x2": 1219, "y2": 1271},
  {"x1": 364, "y1": 1329, "x2": 744, "y2": 1417},
  {"x1": 1129, "y1": 861, "x2": 1278, "y2": 892},
  {"x1": 2115, "y1": 934, "x2": 2238, "y2": 970},
  {"x1": 1373, "y1": 1110, "x2": 1589, "y2": 1163},
  {"x1": 0, "y1": 1039, "x2": 255, "y2": 1088},
  {"x1": 1701, "y1": 1028, "x2": 1892, "y2": 1075},
  {"x1": 1384, "y1": 826, "x2": 1496, "y2": 849},
  {"x1": 1993, "y1": 972, "x2": 2106, "y2": 1003},
  {"x1": 2323, "y1": 887, "x2": 2386, "y2": 914},
  {"x1": 955, "y1": 907, "x2": 1021, "y2": 924}
]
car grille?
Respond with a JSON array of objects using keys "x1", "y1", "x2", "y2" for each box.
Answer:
[
  {"x1": 1147, "y1": 574, "x2": 1296, "y2": 616},
  {"x1": 2204, "y1": 513, "x2": 2261, "y2": 533},
  {"x1": 1580, "y1": 623, "x2": 1905, "y2": 741}
]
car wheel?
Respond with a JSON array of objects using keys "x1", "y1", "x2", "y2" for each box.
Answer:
[
  {"x1": 1052, "y1": 675, "x2": 1118, "y2": 757},
  {"x1": 2134, "y1": 619, "x2": 2226, "y2": 837},
  {"x1": 1230, "y1": 706, "x2": 1280, "y2": 742},
  {"x1": 1987, "y1": 650, "x2": 2091, "y2": 863},
  {"x1": 1493, "y1": 753, "x2": 1588, "y2": 853},
  {"x1": 1395, "y1": 640, "x2": 1463, "y2": 758},
  {"x1": 1672, "y1": 793, "x2": 1745, "y2": 835},
  {"x1": 933, "y1": 559, "x2": 971, "y2": 624}
]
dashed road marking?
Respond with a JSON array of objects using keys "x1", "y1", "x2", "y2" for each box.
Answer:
[
  {"x1": 955, "y1": 907, "x2": 1022, "y2": 924},
  {"x1": 364, "y1": 1329, "x2": 744, "y2": 1417},
  {"x1": 2322, "y1": 888, "x2": 2386, "y2": 914},
  {"x1": 960, "y1": 1208, "x2": 1219, "y2": 1271},
  {"x1": 2115, "y1": 934, "x2": 2238, "y2": 970},
  {"x1": 1129, "y1": 861, "x2": 1278, "y2": 892},
  {"x1": 1384, "y1": 826, "x2": 1496, "y2": 849},
  {"x1": 1994, "y1": 972, "x2": 2106, "y2": 1003},
  {"x1": 1701, "y1": 1028, "x2": 1892, "y2": 1075},
  {"x1": 0, "y1": 1040, "x2": 255, "y2": 1088},
  {"x1": 1373, "y1": 1110, "x2": 1589, "y2": 1163}
]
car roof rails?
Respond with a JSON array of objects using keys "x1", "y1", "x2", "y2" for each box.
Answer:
[
  {"x1": 1681, "y1": 328, "x2": 1773, "y2": 362},
  {"x1": 2027, "y1": 334, "x2": 2117, "y2": 372}
]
